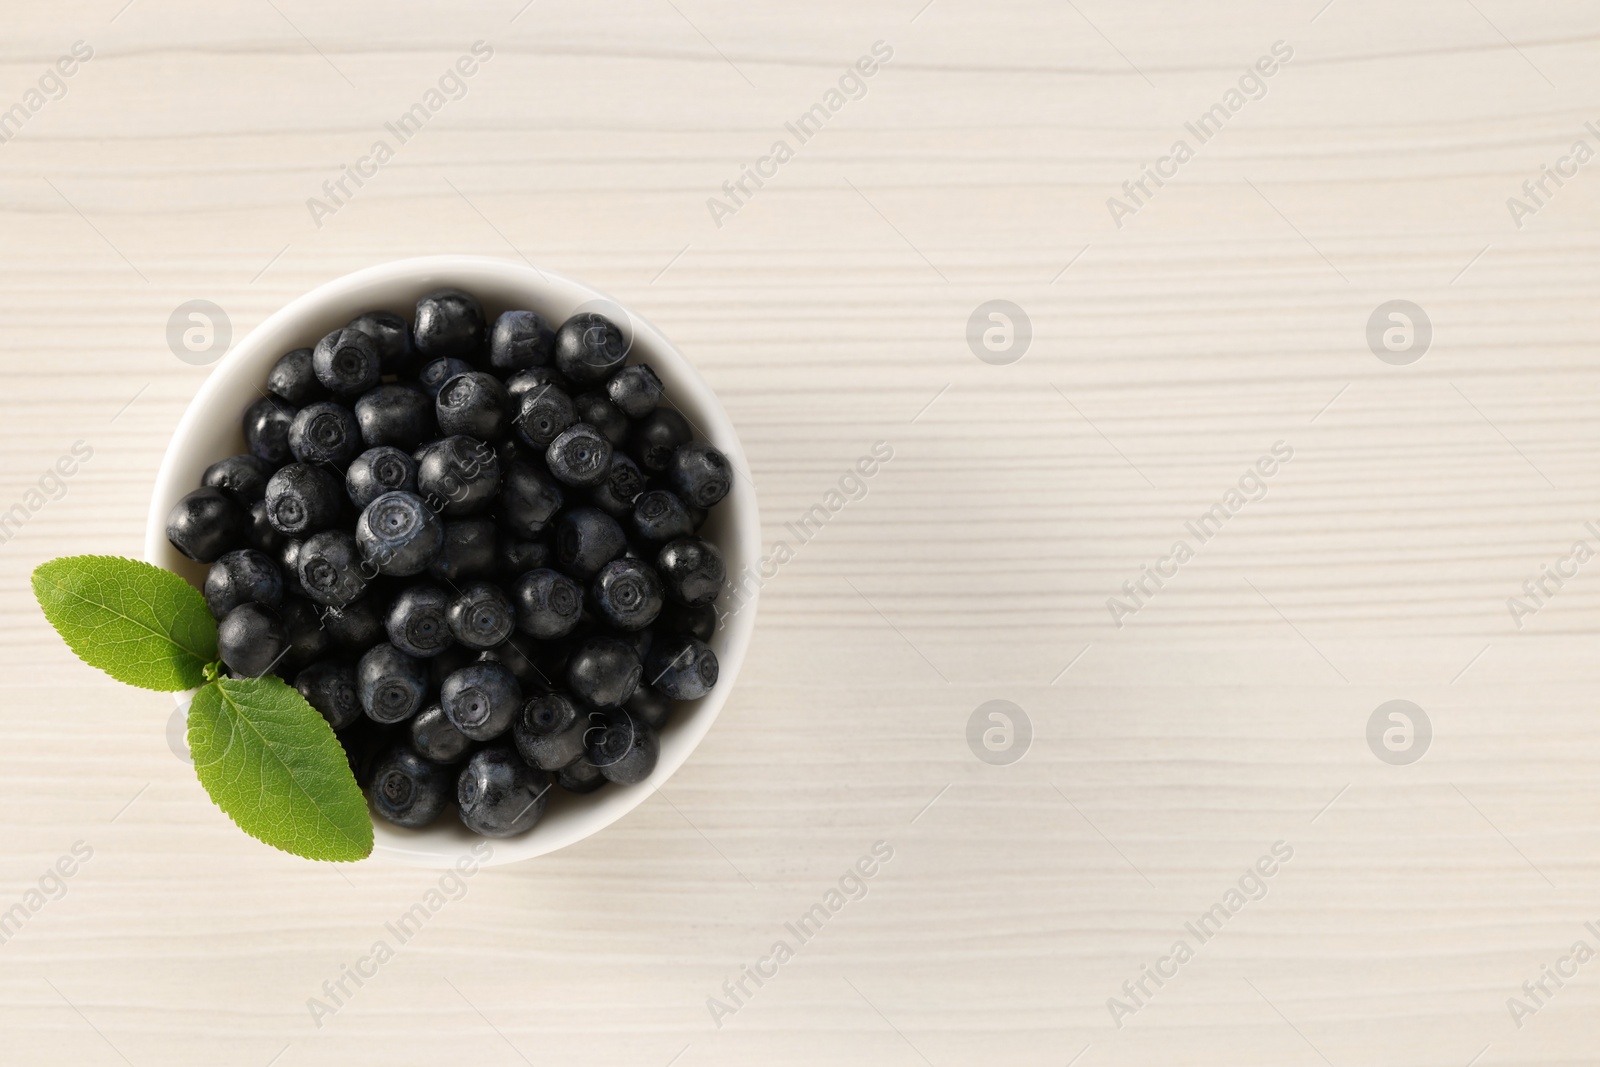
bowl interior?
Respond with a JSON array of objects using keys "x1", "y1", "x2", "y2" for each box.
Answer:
[{"x1": 143, "y1": 256, "x2": 759, "y2": 868}]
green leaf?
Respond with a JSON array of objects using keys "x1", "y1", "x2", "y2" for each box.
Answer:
[
  {"x1": 188, "y1": 675, "x2": 373, "y2": 863},
  {"x1": 32, "y1": 555, "x2": 218, "y2": 691}
]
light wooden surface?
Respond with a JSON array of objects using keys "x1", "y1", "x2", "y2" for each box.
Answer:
[{"x1": 4, "y1": 1, "x2": 1600, "y2": 1063}]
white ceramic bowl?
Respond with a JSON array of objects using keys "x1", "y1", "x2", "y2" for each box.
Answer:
[{"x1": 144, "y1": 255, "x2": 759, "y2": 868}]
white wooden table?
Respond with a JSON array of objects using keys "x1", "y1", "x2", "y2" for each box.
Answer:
[{"x1": 3, "y1": 1, "x2": 1599, "y2": 1063}]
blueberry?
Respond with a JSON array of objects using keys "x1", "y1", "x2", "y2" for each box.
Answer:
[
  {"x1": 506, "y1": 366, "x2": 568, "y2": 406},
  {"x1": 557, "y1": 757, "x2": 606, "y2": 794},
  {"x1": 296, "y1": 536, "x2": 356, "y2": 608},
  {"x1": 584, "y1": 708, "x2": 658, "y2": 785},
  {"x1": 555, "y1": 312, "x2": 629, "y2": 386},
  {"x1": 264, "y1": 464, "x2": 345, "y2": 537},
  {"x1": 347, "y1": 310, "x2": 415, "y2": 375},
  {"x1": 313, "y1": 327, "x2": 382, "y2": 397},
  {"x1": 267, "y1": 347, "x2": 326, "y2": 406},
  {"x1": 441, "y1": 661, "x2": 522, "y2": 741},
  {"x1": 457, "y1": 746, "x2": 550, "y2": 837},
  {"x1": 386, "y1": 583, "x2": 454, "y2": 658},
  {"x1": 418, "y1": 356, "x2": 475, "y2": 400},
  {"x1": 166, "y1": 487, "x2": 247, "y2": 563},
  {"x1": 631, "y1": 489, "x2": 695, "y2": 544},
  {"x1": 414, "y1": 289, "x2": 486, "y2": 363},
  {"x1": 355, "y1": 384, "x2": 435, "y2": 449},
  {"x1": 356, "y1": 490, "x2": 445, "y2": 576},
  {"x1": 429, "y1": 519, "x2": 498, "y2": 583},
  {"x1": 295, "y1": 659, "x2": 361, "y2": 730},
  {"x1": 591, "y1": 558, "x2": 663, "y2": 631},
  {"x1": 371, "y1": 747, "x2": 452, "y2": 828},
  {"x1": 513, "y1": 384, "x2": 576, "y2": 449},
  {"x1": 320, "y1": 595, "x2": 387, "y2": 649},
  {"x1": 657, "y1": 538, "x2": 724, "y2": 606},
  {"x1": 489, "y1": 309, "x2": 555, "y2": 372},
  {"x1": 588, "y1": 453, "x2": 646, "y2": 519},
  {"x1": 191, "y1": 454, "x2": 261, "y2": 510},
  {"x1": 357, "y1": 642, "x2": 429, "y2": 723},
  {"x1": 218, "y1": 603, "x2": 287, "y2": 678},
  {"x1": 498, "y1": 458, "x2": 564, "y2": 537},
  {"x1": 297, "y1": 529, "x2": 370, "y2": 607},
  {"x1": 647, "y1": 636, "x2": 719, "y2": 700},
  {"x1": 244, "y1": 499, "x2": 287, "y2": 555},
  {"x1": 289, "y1": 401, "x2": 363, "y2": 469},
  {"x1": 573, "y1": 392, "x2": 628, "y2": 446},
  {"x1": 416, "y1": 436, "x2": 501, "y2": 516},
  {"x1": 629, "y1": 408, "x2": 690, "y2": 473},
  {"x1": 513, "y1": 692, "x2": 587, "y2": 771},
  {"x1": 670, "y1": 442, "x2": 732, "y2": 508},
  {"x1": 521, "y1": 690, "x2": 581, "y2": 736},
  {"x1": 346, "y1": 446, "x2": 419, "y2": 509},
  {"x1": 447, "y1": 581, "x2": 516, "y2": 650},
  {"x1": 409, "y1": 703, "x2": 474, "y2": 764},
  {"x1": 274, "y1": 598, "x2": 330, "y2": 676},
  {"x1": 567, "y1": 636, "x2": 641, "y2": 708},
  {"x1": 660, "y1": 601, "x2": 717, "y2": 642},
  {"x1": 243, "y1": 396, "x2": 295, "y2": 464},
  {"x1": 555, "y1": 506, "x2": 626, "y2": 578},
  {"x1": 437, "y1": 371, "x2": 512, "y2": 441},
  {"x1": 203, "y1": 549, "x2": 284, "y2": 619},
  {"x1": 626, "y1": 683, "x2": 672, "y2": 729},
  {"x1": 606, "y1": 364, "x2": 663, "y2": 419},
  {"x1": 511, "y1": 568, "x2": 584, "y2": 639},
  {"x1": 497, "y1": 538, "x2": 551, "y2": 580},
  {"x1": 546, "y1": 423, "x2": 613, "y2": 488}
]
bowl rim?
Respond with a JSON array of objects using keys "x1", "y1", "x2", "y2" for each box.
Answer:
[{"x1": 143, "y1": 254, "x2": 760, "y2": 868}]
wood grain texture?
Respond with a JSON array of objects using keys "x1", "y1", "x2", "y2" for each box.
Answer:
[{"x1": 3, "y1": 0, "x2": 1600, "y2": 1063}]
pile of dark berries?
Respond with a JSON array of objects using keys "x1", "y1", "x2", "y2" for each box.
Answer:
[{"x1": 165, "y1": 290, "x2": 730, "y2": 838}]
